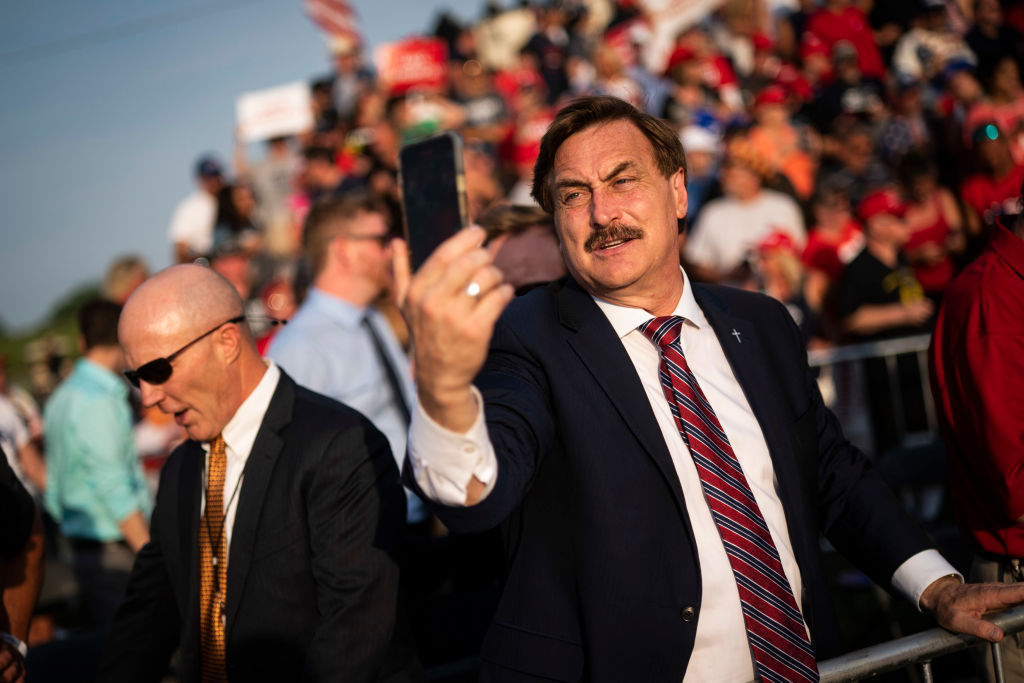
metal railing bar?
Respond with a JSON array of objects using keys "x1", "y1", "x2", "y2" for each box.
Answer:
[
  {"x1": 920, "y1": 659, "x2": 933, "y2": 683},
  {"x1": 807, "y1": 334, "x2": 932, "y2": 367},
  {"x1": 818, "y1": 604, "x2": 1024, "y2": 682},
  {"x1": 993, "y1": 640, "x2": 1006, "y2": 683},
  {"x1": 885, "y1": 353, "x2": 908, "y2": 439},
  {"x1": 915, "y1": 349, "x2": 939, "y2": 435}
]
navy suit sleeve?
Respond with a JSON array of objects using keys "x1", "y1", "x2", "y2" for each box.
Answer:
[
  {"x1": 405, "y1": 315, "x2": 557, "y2": 534},
  {"x1": 767, "y1": 297, "x2": 933, "y2": 585}
]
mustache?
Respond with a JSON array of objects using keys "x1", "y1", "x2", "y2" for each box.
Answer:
[{"x1": 584, "y1": 224, "x2": 644, "y2": 253}]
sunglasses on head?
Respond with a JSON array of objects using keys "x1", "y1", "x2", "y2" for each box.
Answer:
[{"x1": 123, "y1": 315, "x2": 246, "y2": 388}]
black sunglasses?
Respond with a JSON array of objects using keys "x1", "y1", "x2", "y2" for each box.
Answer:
[{"x1": 123, "y1": 315, "x2": 246, "y2": 388}]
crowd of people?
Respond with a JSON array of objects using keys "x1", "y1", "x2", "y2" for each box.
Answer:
[{"x1": 3, "y1": 0, "x2": 1024, "y2": 681}]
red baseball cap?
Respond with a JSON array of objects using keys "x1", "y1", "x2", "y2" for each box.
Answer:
[
  {"x1": 664, "y1": 45, "x2": 697, "y2": 75},
  {"x1": 799, "y1": 34, "x2": 830, "y2": 61},
  {"x1": 754, "y1": 85, "x2": 788, "y2": 109},
  {"x1": 757, "y1": 230, "x2": 798, "y2": 254},
  {"x1": 752, "y1": 33, "x2": 774, "y2": 53},
  {"x1": 858, "y1": 188, "x2": 907, "y2": 222}
]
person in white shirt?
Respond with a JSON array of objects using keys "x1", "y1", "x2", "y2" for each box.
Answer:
[
  {"x1": 683, "y1": 138, "x2": 806, "y2": 286},
  {"x1": 167, "y1": 155, "x2": 224, "y2": 264},
  {"x1": 397, "y1": 95, "x2": 1024, "y2": 681}
]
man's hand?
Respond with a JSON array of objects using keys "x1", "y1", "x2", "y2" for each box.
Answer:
[
  {"x1": 920, "y1": 575, "x2": 1024, "y2": 641},
  {"x1": 0, "y1": 640, "x2": 25, "y2": 683},
  {"x1": 393, "y1": 227, "x2": 514, "y2": 434}
]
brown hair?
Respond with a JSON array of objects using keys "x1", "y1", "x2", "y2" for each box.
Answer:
[
  {"x1": 78, "y1": 298, "x2": 122, "y2": 350},
  {"x1": 302, "y1": 191, "x2": 385, "y2": 275},
  {"x1": 530, "y1": 96, "x2": 687, "y2": 213},
  {"x1": 477, "y1": 203, "x2": 555, "y2": 244}
]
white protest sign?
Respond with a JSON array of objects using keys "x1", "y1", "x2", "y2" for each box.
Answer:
[{"x1": 236, "y1": 81, "x2": 313, "y2": 143}]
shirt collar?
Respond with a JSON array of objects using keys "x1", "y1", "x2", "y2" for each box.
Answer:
[
  {"x1": 306, "y1": 288, "x2": 365, "y2": 329},
  {"x1": 592, "y1": 267, "x2": 704, "y2": 339},
  {"x1": 217, "y1": 361, "x2": 281, "y2": 459},
  {"x1": 77, "y1": 357, "x2": 128, "y2": 398}
]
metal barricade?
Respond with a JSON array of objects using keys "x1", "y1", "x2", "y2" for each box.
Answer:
[
  {"x1": 806, "y1": 334, "x2": 1016, "y2": 681},
  {"x1": 807, "y1": 333, "x2": 938, "y2": 454},
  {"x1": 819, "y1": 604, "x2": 1024, "y2": 682}
]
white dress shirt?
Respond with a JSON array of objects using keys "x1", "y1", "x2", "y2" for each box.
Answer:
[
  {"x1": 201, "y1": 361, "x2": 280, "y2": 556},
  {"x1": 407, "y1": 270, "x2": 958, "y2": 679}
]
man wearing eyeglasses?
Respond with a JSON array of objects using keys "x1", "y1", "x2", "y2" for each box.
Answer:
[
  {"x1": 268, "y1": 191, "x2": 426, "y2": 526},
  {"x1": 100, "y1": 264, "x2": 419, "y2": 682},
  {"x1": 43, "y1": 298, "x2": 151, "y2": 628}
]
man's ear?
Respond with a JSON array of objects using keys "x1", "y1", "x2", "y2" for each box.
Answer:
[
  {"x1": 216, "y1": 322, "x2": 243, "y2": 364},
  {"x1": 329, "y1": 232, "x2": 352, "y2": 268},
  {"x1": 671, "y1": 167, "x2": 688, "y2": 220}
]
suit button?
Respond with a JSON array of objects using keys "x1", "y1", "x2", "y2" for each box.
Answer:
[{"x1": 680, "y1": 606, "x2": 696, "y2": 622}]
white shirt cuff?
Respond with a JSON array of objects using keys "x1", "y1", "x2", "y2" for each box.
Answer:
[
  {"x1": 891, "y1": 549, "x2": 964, "y2": 611},
  {"x1": 407, "y1": 386, "x2": 497, "y2": 506}
]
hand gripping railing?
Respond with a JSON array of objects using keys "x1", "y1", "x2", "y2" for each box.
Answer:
[{"x1": 819, "y1": 604, "x2": 1024, "y2": 682}]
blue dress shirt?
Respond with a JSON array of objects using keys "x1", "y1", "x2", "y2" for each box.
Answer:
[{"x1": 267, "y1": 288, "x2": 424, "y2": 522}]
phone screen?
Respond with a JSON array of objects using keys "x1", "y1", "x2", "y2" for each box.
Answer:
[{"x1": 398, "y1": 131, "x2": 469, "y2": 271}]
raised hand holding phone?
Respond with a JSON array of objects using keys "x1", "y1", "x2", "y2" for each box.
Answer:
[
  {"x1": 396, "y1": 131, "x2": 514, "y2": 434},
  {"x1": 394, "y1": 223, "x2": 513, "y2": 436}
]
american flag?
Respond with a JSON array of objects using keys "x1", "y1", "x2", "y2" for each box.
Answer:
[{"x1": 304, "y1": 0, "x2": 362, "y2": 43}]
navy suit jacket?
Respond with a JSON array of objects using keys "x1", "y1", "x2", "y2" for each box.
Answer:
[
  {"x1": 406, "y1": 277, "x2": 932, "y2": 682},
  {"x1": 100, "y1": 372, "x2": 420, "y2": 683}
]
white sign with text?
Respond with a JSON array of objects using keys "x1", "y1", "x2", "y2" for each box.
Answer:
[{"x1": 236, "y1": 81, "x2": 313, "y2": 143}]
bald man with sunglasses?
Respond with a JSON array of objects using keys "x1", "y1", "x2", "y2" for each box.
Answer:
[{"x1": 100, "y1": 264, "x2": 419, "y2": 683}]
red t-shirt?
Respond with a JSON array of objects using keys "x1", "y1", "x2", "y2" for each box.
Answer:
[
  {"x1": 960, "y1": 164, "x2": 1024, "y2": 227},
  {"x1": 802, "y1": 219, "x2": 864, "y2": 282},
  {"x1": 805, "y1": 7, "x2": 886, "y2": 80},
  {"x1": 904, "y1": 196, "x2": 954, "y2": 294},
  {"x1": 930, "y1": 222, "x2": 1024, "y2": 556}
]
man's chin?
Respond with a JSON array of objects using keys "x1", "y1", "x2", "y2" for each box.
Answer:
[{"x1": 183, "y1": 423, "x2": 216, "y2": 443}]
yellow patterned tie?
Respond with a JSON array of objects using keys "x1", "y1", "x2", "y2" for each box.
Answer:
[{"x1": 199, "y1": 434, "x2": 228, "y2": 682}]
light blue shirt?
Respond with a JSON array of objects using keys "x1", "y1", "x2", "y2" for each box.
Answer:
[
  {"x1": 43, "y1": 358, "x2": 151, "y2": 541},
  {"x1": 267, "y1": 288, "x2": 424, "y2": 523}
]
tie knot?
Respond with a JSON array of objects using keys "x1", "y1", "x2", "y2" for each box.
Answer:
[
  {"x1": 640, "y1": 316, "x2": 685, "y2": 349},
  {"x1": 210, "y1": 434, "x2": 226, "y2": 458}
]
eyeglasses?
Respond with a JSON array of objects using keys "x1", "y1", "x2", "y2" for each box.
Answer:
[
  {"x1": 123, "y1": 315, "x2": 246, "y2": 388},
  {"x1": 343, "y1": 233, "x2": 393, "y2": 247}
]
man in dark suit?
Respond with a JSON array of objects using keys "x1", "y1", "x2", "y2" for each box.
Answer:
[
  {"x1": 398, "y1": 96, "x2": 1024, "y2": 681},
  {"x1": 100, "y1": 264, "x2": 418, "y2": 682}
]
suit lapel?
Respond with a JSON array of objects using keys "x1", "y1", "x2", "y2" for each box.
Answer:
[
  {"x1": 223, "y1": 375, "x2": 293, "y2": 637},
  {"x1": 556, "y1": 280, "x2": 688, "y2": 521},
  {"x1": 693, "y1": 286, "x2": 805, "y2": 540}
]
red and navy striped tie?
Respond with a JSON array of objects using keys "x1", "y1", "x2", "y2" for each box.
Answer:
[{"x1": 641, "y1": 316, "x2": 818, "y2": 683}]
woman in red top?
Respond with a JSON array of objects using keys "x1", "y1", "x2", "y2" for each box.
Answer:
[
  {"x1": 899, "y1": 150, "x2": 965, "y2": 298},
  {"x1": 802, "y1": 180, "x2": 864, "y2": 313}
]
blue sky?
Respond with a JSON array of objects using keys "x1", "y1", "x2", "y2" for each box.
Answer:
[{"x1": 0, "y1": 0, "x2": 489, "y2": 331}]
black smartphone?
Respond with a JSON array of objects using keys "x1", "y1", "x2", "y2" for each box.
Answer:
[{"x1": 398, "y1": 131, "x2": 469, "y2": 271}]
